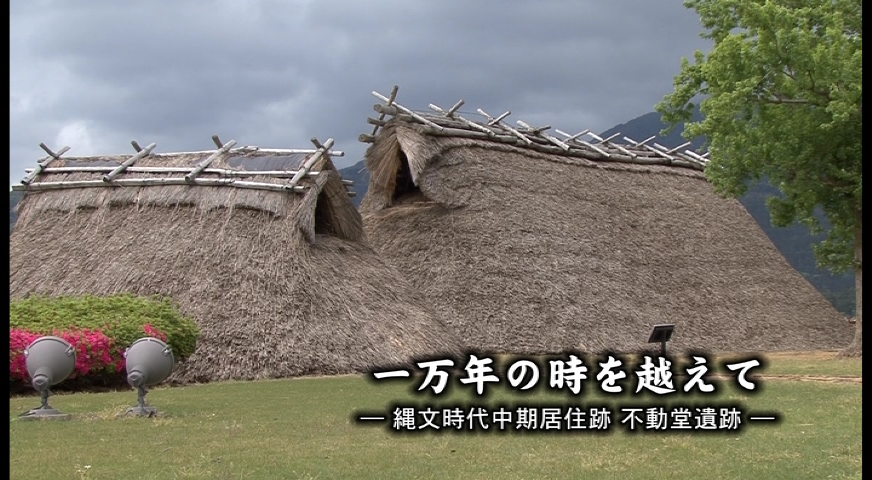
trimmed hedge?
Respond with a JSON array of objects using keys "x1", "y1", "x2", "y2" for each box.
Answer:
[{"x1": 10, "y1": 294, "x2": 200, "y2": 393}]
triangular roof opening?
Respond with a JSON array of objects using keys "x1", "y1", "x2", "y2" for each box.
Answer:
[
  {"x1": 313, "y1": 169, "x2": 361, "y2": 239},
  {"x1": 392, "y1": 150, "x2": 425, "y2": 203},
  {"x1": 356, "y1": 86, "x2": 854, "y2": 355}
]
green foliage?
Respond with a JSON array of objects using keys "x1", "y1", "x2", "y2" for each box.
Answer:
[
  {"x1": 9, "y1": 294, "x2": 200, "y2": 361},
  {"x1": 657, "y1": 0, "x2": 862, "y2": 273}
]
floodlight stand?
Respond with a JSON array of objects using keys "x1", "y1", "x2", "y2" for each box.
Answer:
[
  {"x1": 124, "y1": 385, "x2": 158, "y2": 417},
  {"x1": 18, "y1": 389, "x2": 71, "y2": 421},
  {"x1": 661, "y1": 340, "x2": 668, "y2": 357}
]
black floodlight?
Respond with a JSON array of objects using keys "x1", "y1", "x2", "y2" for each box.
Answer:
[
  {"x1": 19, "y1": 336, "x2": 77, "y2": 420},
  {"x1": 122, "y1": 337, "x2": 175, "y2": 417},
  {"x1": 647, "y1": 324, "x2": 676, "y2": 356}
]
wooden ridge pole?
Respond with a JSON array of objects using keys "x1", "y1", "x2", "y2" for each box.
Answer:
[
  {"x1": 372, "y1": 91, "x2": 444, "y2": 130},
  {"x1": 103, "y1": 142, "x2": 157, "y2": 182},
  {"x1": 285, "y1": 137, "x2": 335, "y2": 190},
  {"x1": 371, "y1": 85, "x2": 399, "y2": 135},
  {"x1": 21, "y1": 143, "x2": 71, "y2": 185},
  {"x1": 185, "y1": 138, "x2": 237, "y2": 183},
  {"x1": 477, "y1": 109, "x2": 533, "y2": 145},
  {"x1": 517, "y1": 120, "x2": 570, "y2": 151},
  {"x1": 429, "y1": 100, "x2": 496, "y2": 136},
  {"x1": 11, "y1": 177, "x2": 308, "y2": 193}
]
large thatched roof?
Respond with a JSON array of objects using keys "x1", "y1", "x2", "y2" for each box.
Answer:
[
  {"x1": 9, "y1": 138, "x2": 460, "y2": 382},
  {"x1": 358, "y1": 92, "x2": 853, "y2": 355}
]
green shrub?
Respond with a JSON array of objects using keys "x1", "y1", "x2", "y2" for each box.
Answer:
[
  {"x1": 9, "y1": 294, "x2": 200, "y2": 376},
  {"x1": 9, "y1": 294, "x2": 200, "y2": 393},
  {"x1": 10, "y1": 294, "x2": 200, "y2": 365}
]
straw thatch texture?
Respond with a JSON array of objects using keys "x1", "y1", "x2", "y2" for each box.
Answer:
[
  {"x1": 14, "y1": 150, "x2": 364, "y2": 243},
  {"x1": 10, "y1": 148, "x2": 461, "y2": 382},
  {"x1": 360, "y1": 121, "x2": 854, "y2": 354}
]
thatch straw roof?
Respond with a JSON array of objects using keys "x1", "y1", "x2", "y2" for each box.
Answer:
[
  {"x1": 359, "y1": 109, "x2": 853, "y2": 355},
  {"x1": 10, "y1": 140, "x2": 460, "y2": 382}
]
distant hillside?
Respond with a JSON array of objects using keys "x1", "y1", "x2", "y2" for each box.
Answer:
[{"x1": 339, "y1": 161, "x2": 368, "y2": 209}]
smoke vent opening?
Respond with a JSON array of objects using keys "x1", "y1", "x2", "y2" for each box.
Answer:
[
  {"x1": 314, "y1": 189, "x2": 340, "y2": 236},
  {"x1": 393, "y1": 151, "x2": 427, "y2": 204}
]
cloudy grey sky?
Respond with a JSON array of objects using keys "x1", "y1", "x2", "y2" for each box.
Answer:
[{"x1": 10, "y1": 1, "x2": 711, "y2": 186}]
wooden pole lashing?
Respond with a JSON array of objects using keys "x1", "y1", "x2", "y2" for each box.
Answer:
[
  {"x1": 554, "y1": 129, "x2": 590, "y2": 144},
  {"x1": 555, "y1": 128, "x2": 610, "y2": 157},
  {"x1": 623, "y1": 135, "x2": 657, "y2": 147},
  {"x1": 185, "y1": 139, "x2": 237, "y2": 183},
  {"x1": 429, "y1": 100, "x2": 496, "y2": 136},
  {"x1": 371, "y1": 85, "x2": 399, "y2": 135},
  {"x1": 682, "y1": 150, "x2": 709, "y2": 164},
  {"x1": 477, "y1": 109, "x2": 532, "y2": 145},
  {"x1": 555, "y1": 129, "x2": 609, "y2": 156},
  {"x1": 310, "y1": 137, "x2": 330, "y2": 154},
  {"x1": 429, "y1": 99, "x2": 466, "y2": 117},
  {"x1": 577, "y1": 140, "x2": 609, "y2": 157},
  {"x1": 623, "y1": 135, "x2": 669, "y2": 159},
  {"x1": 372, "y1": 91, "x2": 443, "y2": 130},
  {"x1": 103, "y1": 142, "x2": 157, "y2": 182},
  {"x1": 445, "y1": 99, "x2": 464, "y2": 116},
  {"x1": 595, "y1": 133, "x2": 622, "y2": 145},
  {"x1": 27, "y1": 166, "x2": 331, "y2": 177},
  {"x1": 652, "y1": 143, "x2": 682, "y2": 160},
  {"x1": 489, "y1": 111, "x2": 511, "y2": 126},
  {"x1": 517, "y1": 120, "x2": 570, "y2": 150},
  {"x1": 285, "y1": 137, "x2": 335, "y2": 190},
  {"x1": 373, "y1": 104, "x2": 400, "y2": 115},
  {"x1": 657, "y1": 141, "x2": 693, "y2": 154},
  {"x1": 12, "y1": 177, "x2": 308, "y2": 193},
  {"x1": 21, "y1": 144, "x2": 71, "y2": 185},
  {"x1": 640, "y1": 142, "x2": 675, "y2": 161},
  {"x1": 676, "y1": 152, "x2": 706, "y2": 166},
  {"x1": 586, "y1": 131, "x2": 636, "y2": 157}
]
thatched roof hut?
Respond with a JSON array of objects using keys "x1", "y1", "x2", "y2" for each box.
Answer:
[
  {"x1": 10, "y1": 137, "x2": 460, "y2": 383},
  {"x1": 358, "y1": 91, "x2": 853, "y2": 355}
]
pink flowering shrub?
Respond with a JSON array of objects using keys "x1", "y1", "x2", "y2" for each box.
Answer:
[
  {"x1": 10, "y1": 294, "x2": 199, "y2": 392},
  {"x1": 9, "y1": 329, "x2": 41, "y2": 381},
  {"x1": 9, "y1": 324, "x2": 171, "y2": 383},
  {"x1": 143, "y1": 323, "x2": 169, "y2": 343}
]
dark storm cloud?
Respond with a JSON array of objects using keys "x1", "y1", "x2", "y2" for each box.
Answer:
[{"x1": 10, "y1": 1, "x2": 711, "y2": 184}]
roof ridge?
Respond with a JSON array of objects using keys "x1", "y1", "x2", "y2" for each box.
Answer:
[
  {"x1": 13, "y1": 135, "x2": 355, "y2": 198},
  {"x1": 361, "y1": 86, "x2": 710, "y2": 172}
]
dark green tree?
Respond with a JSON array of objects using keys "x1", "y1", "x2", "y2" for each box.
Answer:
[{"x1": 657, "y1": 0, "x2": 862, "y2": 356}]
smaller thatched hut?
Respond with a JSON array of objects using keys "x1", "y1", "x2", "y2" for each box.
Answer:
[
  {"x1": 10, "y1": 136, "x2": 460, "y2": 383},
  {"x1": 357, "y1": 89, "x2": 853, "y2": 355}
]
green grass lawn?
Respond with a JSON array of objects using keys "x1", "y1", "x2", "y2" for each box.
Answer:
[{"x1": 10, "y1": 352, "x2": 862, "y2": 480}]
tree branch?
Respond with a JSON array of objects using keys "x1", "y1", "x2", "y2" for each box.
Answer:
[
  {"x1": 761, "y1": 95, "x2": 814, "y2": 105},
  {"x1": 807, "y1": 70, "x2": 833, "y2": 102}
]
